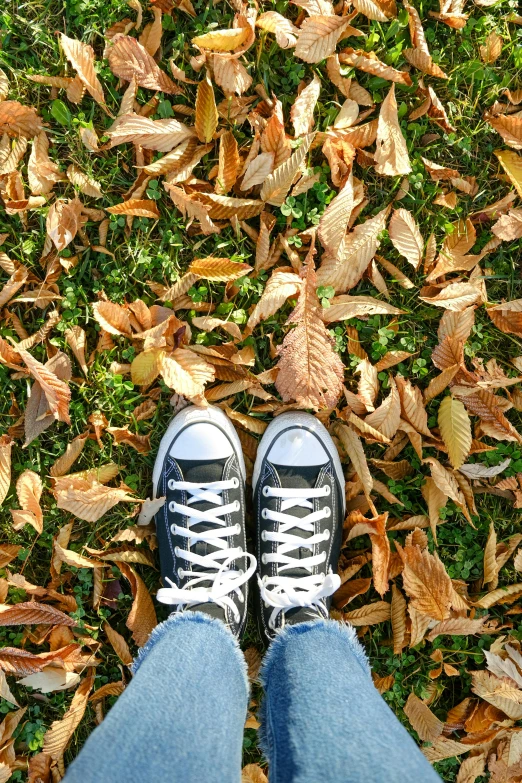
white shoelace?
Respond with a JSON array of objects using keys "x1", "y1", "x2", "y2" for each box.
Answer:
[
  {"x1": 156, "y1": 478, "x2": 256, "y2": 623},
  {"x1": 257, "y1": 485, "x2": 341, "y2": 630}
]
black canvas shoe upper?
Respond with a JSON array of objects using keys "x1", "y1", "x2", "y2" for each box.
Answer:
[
  {"x1": 153, "y1": 407, "x2": 255, "y2": 637},
  {"x1": 253, "y1": 415, "x2": 345, "y2": 643}
]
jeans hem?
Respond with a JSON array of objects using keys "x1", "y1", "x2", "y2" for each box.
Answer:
[{"x1": 131, "y1": 610, "x2": 250, "y2": 694}]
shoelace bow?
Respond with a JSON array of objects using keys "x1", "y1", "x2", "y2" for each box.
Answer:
[
  {"x1": 156, "y1": 479, "x2": 255, "y2": 623},
  {"x1": 258, "y1": 485, "x2": 341, "y2": 629}
]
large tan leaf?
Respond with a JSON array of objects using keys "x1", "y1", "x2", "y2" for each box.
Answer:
[
  {"x1": 343, "y1": 600, "x2": 391, "y2": 625},
  {"x1": 256, "y1": 12, "x2": 299, "y2": 48},
  {"x1": 107, "y1": 199, "x2": 160, "y2": 218},
  {"x1": 0, "y1": 602, "x2": 75, "y2": 626},
  {"x1": 322, "y1": 295, "x2": 403, "y2": 322},
  {"x1": 438, "y1": 395, "x2": 472, "y2": 469},
  {"x1": 318, "y1": 171, "x2": 354, "y2": 256},
  {"x1": 339, "y1": 49, "x2": 412, "y2": 86},
  {"x1": 495, "y1": 149, "x2": 522, "y2": 198},
  {"x1": 192, "y1": 27, "x2": 249, "y2": 51},
  {"x1": 107, "y1": 114, "x2": 194, "y2": 152},
  {"x1": 0, "y1": 267, "x2": 28, "y2": 309},
  {"x1": 245, "y1": 270, "x2": 302, "y2": 334},
  {"x1": 455, "y1": 755, "x2": 486, "y2": 783},
  {"x1": 388, "y1": 208, "x2": 423, "y2": 269},
  {"x1": 404, "y1": 692, "x2": 444, "y2": 742},
  {"x1": 295, "y1": 15, "x2": 352, "y2": 63},
  {"x1": 14, "y1": 470, "x2": 43, "y2": 534},
  {"x1": 104, "y1": 621, "x2": 133, "y2": 665},
  {"x1": 198, "y1": 193, "x2": 264, "y2": 220},
  {"x1": 42, "y1": 669, "x2": 94, "y2": 760},
  {"x1": 189, "y1": 256, "x2": 252, "y2": 281},
  {"x1": 195, "y1": 77, "x2": 218, "y2": 144},
  {"x1": 492, "y1": 208, "x2": 522, "y2": 240},
  {"x1": 0, "y1": 437, "x2": 12, "y2": 507},
  {"x1": 92, "y1": 301, "x2": 132, "y2": 336},
  {"x1": 333, "y1": 423, "x2": 374, "y2": 509},
  {"x1": 54, "y1": 479, "x2": 136, "y2": 523},
  {"x1": 260, "y1": 133, "x2": 313, "y2": 206},
  {"x1": 396, "y1": 542, "x2": 453, "y2": 620},
  {"x1": 66, "y1": 163, "x2": 102, "y2": 198},
  {"x1": 165, "y1": 186, "x2": 219, "y2": 235},
  {"x1": 419, "y1": 283, "x2": 481, "y2": 311},
  {"x1": 316, "y1": 206, "x2": 390, "y2": 293},
  {"x1": 241, "y1": 152, "x2": 275, "y2": 191},
  {"x1": 160, "y1": 348, "x2": 215, "y2": 400},
  {"x1": 375, "y1": 84, "x2": 411, "y2": 176},
  {"x1": 212, "y1": 54, "x2": 253, "y2": 96},
  {"x1": 261, "y1": 115, "x2": 291, "y2": 168},
  {"x1": 107, "y1": 35, "x2": 181, "y2": 94},
  {"x1": 471, "y1": 670, "x2": 522, "y2": 720},
  {"x1": 275, "y1": 250, "x2": 344, "y2": 410},
  {"x1": 17, "y1": 348, "x2": 71, "y2": 423},
  {"x1": 391, "y1": 584, "x2": 407, "y2": 654},
  {"x1": 291, "y1": 75, "x2": 321, "y2": 137},
  {"x1": 28, "y1": 132, "x2": 64, "y2": 195},
  {"x1": 60, "y1": 35, "x2": 104, "y2": 105},
  {"x1": 0, "y1": 101, "x2": 41, "y2": 138},
  {"x1": 403, "y1": 48, "x2": 448, "y2": 79},
  {"x1": 353, "y1": 0, "x2": 396, "y2": 20},
  {"x1": 486, "y1": 114, "x2": 522, "y2": 151},
  {"x1": 53, "y1": 542, "x2": 104, "y2": 569},
  {"x1": 119, "y1": 562, "x2": 157, "y2": 646},
  {"x1": 46, "y1": 197, "x2": 82, "y2": 251},
  {"x1": 395, "y1": 375, "x2": 431, "y2": 436},
  {"x1": 216, "y1": 131, "x2": 241, "y2": 194},
  {"x1": 365, "y1": 377, "x2": 401, "y2": 439},
  {"x1": 426, "y1": 617, "x2": 490, "y2": 642},
  {"x1": 480, "y1": 31, "x2": 503, "y2": 63}
]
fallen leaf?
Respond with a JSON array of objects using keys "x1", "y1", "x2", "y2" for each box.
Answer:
[
  {"x1": 60, "y1": 35, "x2": 105, "y2": 106},
  {"x1": 374, "y1": 85, "x2": 412, "y2": 176}
]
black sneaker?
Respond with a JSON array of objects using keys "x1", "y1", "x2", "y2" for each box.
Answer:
[
  {"x1": 253, "y1": 412, "x2": 345, "y2": 642},
  {"x1": 152, "y1": 405, "x2": 255, "y2": 637}
]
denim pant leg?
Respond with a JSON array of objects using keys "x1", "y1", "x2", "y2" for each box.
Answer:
[
  {"x1": 64, "y1": 612, "x2": 249, "y2": 783},
  {"x1": 259, "y1": 619, "x2": 441, "y2": 783}
]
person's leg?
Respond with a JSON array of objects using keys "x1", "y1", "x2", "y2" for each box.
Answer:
[
  {"x1": 259, "y1": 618, "x2": 441, "y2": 783},
  {"x1": 64, "y1": 611, "x2": 249, "y2": 783}
]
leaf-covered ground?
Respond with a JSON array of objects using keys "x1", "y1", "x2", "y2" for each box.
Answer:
[{"x1": 2, "y1": 0, "x2": 522, "y2": 780}]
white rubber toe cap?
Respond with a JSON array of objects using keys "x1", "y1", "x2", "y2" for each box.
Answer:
[
  {"x1": 266, "y1": 428, "x2": 328, "y2": 466},
  {"x1": 169, "y1": 422, "x2": 234, "y2": 461}
]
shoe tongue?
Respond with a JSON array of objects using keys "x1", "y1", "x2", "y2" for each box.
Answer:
[
  {"x1": 175, "y1": 458, "x2": 228, "y2": 583},
  {"x1": 269, "y1": 462, "x2": 326, "y2": 579}
]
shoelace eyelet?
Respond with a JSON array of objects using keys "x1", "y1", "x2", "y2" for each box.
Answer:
[
  {"x1": 168, "y1": 479, "x2": 176, "y2": 490},
  {"x1": 235, "y1": 523, "x2": 241, "y2": 534},
  {"x1": 261, "y1": 530, "x2": 267, "y2": 541},
  {"x1": 324, "y1": 485, "x2": 331, "y2": 496},
  {"x1": 233, "y1": 500, "x2": 240, "y2": 511},
  {"x1": 170, "y1": 524, "x2": 176, "y2": 534},
  {"x1": 174, "y1": 546, "x2": 181, "y2": 556},
  {"x1": 169, "y1": 501, "x2": 175, "y2": 512},
  {"x1": 323, "y1": 507, "x2": 331, "y2": 518},
  {"x1": 231, "y1": 477, "x2": 239, "y2": 488},
  {"x1": 323, "y1": 529, "x2": 331, "y2": 540},
  {"x1": 261, "y1": 508, "x2": 269, "y2": 519},
  {"x1": 262, "y1": 485, "x2": 271, "y2": 497},
  {"x1": 262, "y1": 554, "x2": 268, "y2": 564},
  {"x1": 177, "y1": 567, "x2": 184, "y2": 578}
]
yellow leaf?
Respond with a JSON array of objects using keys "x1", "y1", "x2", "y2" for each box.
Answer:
[
  {"x1": 192, "y1": 27, "x2": 249, "y2": 52},
  {"x1": 438, "y1": 395, "x2": 472, "y2": 469},
  {"x1": 131, "y1": 349, "x2": 164, "y2": 386},
  {"x1": 189, "y1": 256, "x2": 252, "y2": 281},
  {"x1": 195, "y1": 77, "x2": 218, "y2": 143},
  {"x1": 216, "y1": 131, "x2": 241, "y2": 194},
  {"x1": 106, "y1": 199, "x2": 160, "y2": 218},
  {"x1": 0, "y1": 436, "x2": 12, "y2": 507},
  {"x1": 495, "y1": 149, "x2": 522, "y2": 198}
]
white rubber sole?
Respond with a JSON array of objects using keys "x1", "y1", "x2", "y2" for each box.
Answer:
[
  {"x1": 152, "y1": 405, "x2": 247, "y2": 497},
  {"x1": 252, "y1": 412, "x2": 346, "y2": 513}
]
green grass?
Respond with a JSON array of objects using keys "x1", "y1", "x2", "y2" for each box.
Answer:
[{"x1": 1, "y1": 0, "x2": 522, "y2": 779}]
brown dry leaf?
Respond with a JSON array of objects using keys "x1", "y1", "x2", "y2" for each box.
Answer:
[
  {"x1": 54, "y1": 479, "x2": 135, "y2": 523},
  {"x1": 391, "y1": 583, "x2": 407, "y2": 654},
  {"x1": 12, "y1": 470, "x2": 43, "y2": 534},
  {"x1": 216, "y1": 131, "x2": 241, "y2": 194},
  {"x1": 66, "y1": 164, "x2": 102, "y2": 199},
  {"x1": 374, "y1": 85, "x2": 412, "y2": 176},
  {"x1": 492, "y1": 208, "x2": 522, "y2": 240},
  {"x1": 189, "y1": 257, "x2": 252, "y2": 281},
  {"x1": 0, "y1": 546, "x2": 22, "y2": 570},
  {"x1": 344, "y1": 600, "x2": 391, "y2": 625},
  {"x1": 455, "y1": 754, "x2": 486, "y2": 783},
  {"x1": 438, "y1": 395, "x2": 472, "y2": 469},
  {"x1": 291, "y1": 75, "x2": 321, "y2": 137},
  {"x1": 294, "y1": 15, "x2": 353, "y2": 64},
  {"x1": 403, "y1": 48, "x2": 448, "y2": 79},
  {"x1": 107, "y1": 114, "x2": 193, "y2": 151},
  {"x1": 404, "y1": 692, "x2": 444, "y2": 742},
  {"x1": 103, "y1": 621, "x2": 133, "y2": 665},
  {"x1": 28, "y1": 132, "x2": 64, "y2": 195},
  {"x1": 420, "y1": 283, "x2": 482, "y2": 311},
  {"x1": 245, "y1": 270, "x2": 302, "y2": 334},
  {"x1": 119, "y1": 562, "x2": 157, "y2": 646},
  {"x1": 388, "y1": 208, "x2": 423, "y2": 269},
  {"x1": 471, "y1": 669, "x2": 522, "y2": 720},
  {"x1": 60, "y1": 35, "x2": 105, "y2": 106},
  {"x1": 334, "y1": 424, "x2": 375, "y2": 512},
  {"x1": 42, "y1": 669, "x2": 94, "y2": 760},
  {"x1": 0, "y1": 602, "x2": 75, "y2": 627},
  {"x1": 424, "y1": 364, "x2": 459, "y2": 403},
  {"x1": 107, "y1": 35, "x2": 181, "y2": 94},
  {"x1": 275, "y1": 246, "x2": 344, "y2": 410},
  {"x1": 480, "y1": 31, "x2": 503, "y2": 63},
  {"x1": 107, "y1": 199, "x2": 160, "y2": 218},
  {"x1": 65, "y1": 326, "x2": 88, "y2": 376},
  {"x1": 17, "y1": 348, "x2": 71, "y2": 423},
  {"x1": 0, "y1": 69, "x2": 8, "y2": 101},
  {"x1": 318, "y1": 171, "x2": 354, "y2": 256},
  {"x1": 487, "y1": 115, "x2": 522, "y2": 151},
  {"x1": 395, "y1": 375, "x2": 431, "y2": 437},
  {"x1": 160, "y1": 348, "x2": 215, "y2": 400},
  {"x1": 0, "y1": 101, "x2": 42, "y2": 138},
  {"x1": 241, "y1": 152, "x2": 275, "y2": 191},
  {"x1": 195, "y1": 77, "x2": 218, "y2": 144},
  {"x1": 339, "y1": 50, "x2": 412, "y2": 86},
  {"x1": 242, "y1": 764, "x2": 268, "y2": 783},
  {"x1": 260, "y1": 133, "x2": 313, "y2": 207},
  {"x1": 396, "y1": 542, "x2": 453, "y2": 620},
  {"x1": 92, "y1": 301, "x2": 132, "y2": 336},
  {"x1": 0, "y1": 437, "x2": 12, "y2": 507},
  {"x1": 365, "y1": 378, "x2": 401, "y2": 440},
  {"x1": 46, "y1": 197, "x2": 82, "y2": 251},
  {"x1": 107, "y1": 427, "x2": 151, "y2": 454},
  {"x1": 484, "y1": 521, "x2": 499, "y2": 589}
]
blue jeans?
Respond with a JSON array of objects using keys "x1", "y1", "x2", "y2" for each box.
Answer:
[{"x1": 64, "y1": 613, "x2": 440, "y2": 782}]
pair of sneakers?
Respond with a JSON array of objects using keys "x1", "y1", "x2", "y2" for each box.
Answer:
[{"x1": 152, "y1": 406, "x2": 345, "y2": 642}]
